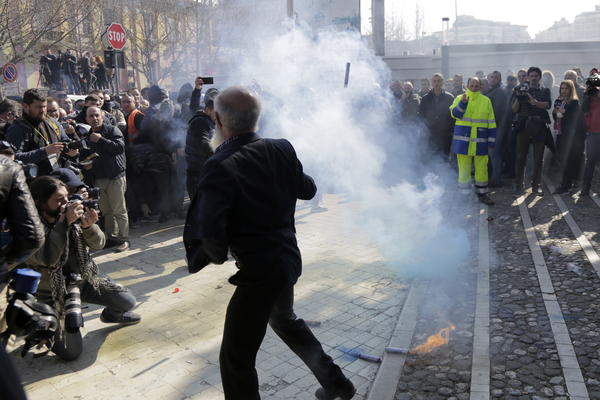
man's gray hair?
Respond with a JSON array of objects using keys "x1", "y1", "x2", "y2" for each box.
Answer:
[{"x1": 215, "y1": 86, "x2": 261, "y2": 134}]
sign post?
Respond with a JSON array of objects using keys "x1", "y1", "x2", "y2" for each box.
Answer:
[
  {"x1": 106, "y1": 23, "x2": 126, "y2": 94},
  {"x1": 2, "y1": 64, "x2": 18, "y2": 83}
]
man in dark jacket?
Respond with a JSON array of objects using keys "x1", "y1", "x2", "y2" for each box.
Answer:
[
  {"x1": 401, "y1": 81, "x2": 420, "y2": 121},
  {"x1": 419, "y1": 73, "x2": 455, "y2": 156},
  {"x1": 484, "y1": 71, "x2": 508, "y2": 186},
  {"x1": 511, "y1": 67, "x2": 552, "y2": 196},
  {"x1": 0, "y1": 155, "x2": 45, "y2": 400},
  {"x1": 79, "y1": 51, "x2": 92, "y2": 94},
  {"x1": 6, "y1": 89, "x2": 75, "y2": 176},
  {"x1": 86, "y1": 106, "x2": 129, "y2": 251},
  {"x1": 185, "y1": 97, "x2": 215, "y2": 199},
  {"x1": 184, "y1": 87, "x2": 355, "y2": 400},
  {"x1": 61, "y1": 50, "x2": 80, "y2": 94}
]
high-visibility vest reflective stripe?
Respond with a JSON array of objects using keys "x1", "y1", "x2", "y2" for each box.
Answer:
[{"x1": 127, "y1": 109, "x2": 143, "y2": 144}]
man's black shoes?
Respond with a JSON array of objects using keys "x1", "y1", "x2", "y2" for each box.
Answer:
[
  {"x1": 315, "y1": 379, "x2": 356, "y2": 400},
  {"x1": 100, "y1": 310, "x2": 141, "y2": 326}
]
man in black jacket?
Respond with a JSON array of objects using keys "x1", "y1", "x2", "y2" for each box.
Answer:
[
  {"x1": 484, "y1": 71, "x2": 508, "y2": 186},
  {"x1": 184, "y1": 87, "x2": 355, "y2": 400},
  {"x1": 86, "y1": 106, "x2": 129, "y2": 252},
  {"x1": 0, "y1": 155, "x2": 45, "y2": 400},
  {"x1": 419, "y1": 73, "x2": 455, "y2": 156},
  {"x1": 185, "y1": 97, "x2": 215, "y2": 199}
]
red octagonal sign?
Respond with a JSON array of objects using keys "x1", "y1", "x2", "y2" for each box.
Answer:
[{"x1": 107, "y1": 23, "x2": 126, "y2": 50}]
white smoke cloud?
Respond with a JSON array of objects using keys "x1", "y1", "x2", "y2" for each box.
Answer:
[{"x1": 215, "y1": 16, "x2": 470, "y2": 277}]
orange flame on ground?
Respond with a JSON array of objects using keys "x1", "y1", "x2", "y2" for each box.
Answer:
[{"x1": 411, "y1": 323, "x2": 456, "y2": 353}]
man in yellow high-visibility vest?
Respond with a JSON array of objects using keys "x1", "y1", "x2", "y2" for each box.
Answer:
[{"x1": 449, "y1": 77, "x2": 497, "y2": 205}]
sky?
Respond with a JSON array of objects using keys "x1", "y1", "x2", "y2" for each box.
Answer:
[{"x1": 361, "y1": 0, "x2": 599, "y2": 38}]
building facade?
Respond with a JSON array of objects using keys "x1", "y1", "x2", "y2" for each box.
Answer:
[{"x1": 535, "y1": 5, "x2": 600, "y2": 42}]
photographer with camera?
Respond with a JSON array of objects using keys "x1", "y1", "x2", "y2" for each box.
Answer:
[
  {"x1": 6, "y1": 89, "x2": 79, "y2": 177},
  {"x1": 0, "y1": 152, "x2": 45, "y2": 399},
  {"x1": 580, "y1": 69, "x2": 600, "y2": 196},
  {"x1": 511, "y1": 66, "x2": 552, "y2": 196},
  {"x1": 25, "y1": 175, "x2": 139, "y2": 361}
]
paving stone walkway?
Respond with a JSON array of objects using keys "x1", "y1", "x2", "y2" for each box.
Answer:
[
  {"x1": 10, "y1": 172, "x2": 600, "y2": 400},
  {"x1": 12, "y1": 195, "x2": 410, "y2": 400}
]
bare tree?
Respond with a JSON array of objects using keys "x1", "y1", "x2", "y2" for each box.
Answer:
[
  {"x1": 122, "y1": 0, "x2": 219, "y2": 86},
  {"x1": 414, "y1": 3, "x2": 424, "y2": 40},
  {"x1": 386, "y1": 8, "x2": 408, "y2": 41},
  {"x1": 0, "y1": 0, "x2": 99, "y2": 66}
]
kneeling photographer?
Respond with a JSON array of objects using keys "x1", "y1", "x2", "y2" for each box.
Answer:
[
  {"x1": 511, "y1": 66, "x2": 552, "y2": 196},
  {"x1": 26, "y1": 174, "x2": 140, "y2": 361}
]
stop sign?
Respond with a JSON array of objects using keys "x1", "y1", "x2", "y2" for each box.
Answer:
[{"x1": 107, "y1": 23, "x2": 126, "y2": 50}]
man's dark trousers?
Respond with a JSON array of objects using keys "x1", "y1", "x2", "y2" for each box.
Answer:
[
  {"x1": 220, "y1": 280, "x2": 346, "y2": 399},
  {"x1": 583, "y1": 133, "x2": 600, "y2": 192},
  {"x1": 514, "y1": 129, "x2": 545, "y2": 188}
]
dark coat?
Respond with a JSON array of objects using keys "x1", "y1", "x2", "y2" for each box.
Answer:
[
  {"x1": 89, "y1": 124, "x2": 126, "y2": 180},
  {"x1": 185, "y1": 111, "x2": 214, "y2": 173},
  {"x1": 0, "y1": 156, "x2": 45, "y2": 283},
  {"x1": 184, "y1": 133, "x2": 316, "y2": 286},
  {"x1": 419, "y1": 90, "x2": 455, "y2": 153},
  {"x1": 95, "y1": 63, "x2": 107, "y2": 86},
  {"x1": 401, "y1": 92, "x2": 421, "y2": 120},
  {"x1": 484, "y1": 86, "x2": 508, "y2": 128}
]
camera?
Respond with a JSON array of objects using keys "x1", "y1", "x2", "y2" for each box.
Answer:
[
  {"x1": 515, "y1": 81, "x2": 530, "y2": 99},
  {"x1": 2, "y1": 269, "x2": 59, "y2": 356},
  {"x1": 86, "y1": 186, "x2": 100, "y2": 200},
  {"x1": 69, "y1": 194, "x2": 99, "y2": 211},
  {"x1": 585, "y1": 71, "x2": 600, "y2": 96},
  {"x1": 64, "y1": 273, "x2": 83, "y2": 333},
  {"x1": 64, "y1": 124, "x2": 92, "y2": 152},
  {"x1": 15, "y1": 160, "x2": 38, "y2": 180}
]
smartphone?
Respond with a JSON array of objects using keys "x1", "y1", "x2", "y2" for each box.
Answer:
[{"x1": 197, "y1": 77, "x2": 214, "y2": 85}]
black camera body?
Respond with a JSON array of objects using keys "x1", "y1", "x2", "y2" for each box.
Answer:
[
  {"x1": 68, "y1": 194, "x2": 99, "y2": 211},
  {"x1": 64, "y1": 124, "x2": 92, "y2": 152},
  {"x1": 585, "y1": 73, "x2": 600, "y2": 96},
  {"x1": 2, "y1": 269, "x2": 59, "y2": 357},
  {"x1": 87, "y1": 187, "x2": 100, "y2": 200},
  {"x1": 515, "y1": 82, "x2": 531, "y2": 100}
]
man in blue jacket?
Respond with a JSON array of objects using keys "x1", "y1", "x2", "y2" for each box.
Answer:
[{"x1": 184, "y1": 87, "x2": 355, "y2": 400}]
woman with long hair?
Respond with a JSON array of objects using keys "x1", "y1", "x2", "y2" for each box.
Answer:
[{"x1": 553, "y1": 79, "x2": 586, "y2": 193}]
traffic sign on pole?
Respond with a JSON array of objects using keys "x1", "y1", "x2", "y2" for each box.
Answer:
[
  {"x1": 107, "y1": 23, "x2": 126, "y2": 50},
  {"x1": 2, "y1": 63, "x2": 17, "y2": 83}
]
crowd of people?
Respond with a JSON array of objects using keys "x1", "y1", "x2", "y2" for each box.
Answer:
[
  {"x1": 0, "y1": 74, "x2": 359, "y2": 399},
  {"x1": 0, "y1": 61, "x2": 599, "y2": 400},
  {"x1": 0, "y1": 76, "x2": 218, "y2": 375},
  {"x1": 39, "y1": 48, "x2": 115, "y2": 94},
  {"x1": 391, "y1": 66, "x2": 600, "y2": 205}
]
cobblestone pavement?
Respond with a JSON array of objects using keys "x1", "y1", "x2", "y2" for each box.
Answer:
[
  {"x1": 12, "y1": 195, "x2": 410, "y2": 400},
  {"x1": 10, "y1": 170, "x2": 600, "y2": 400}
]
